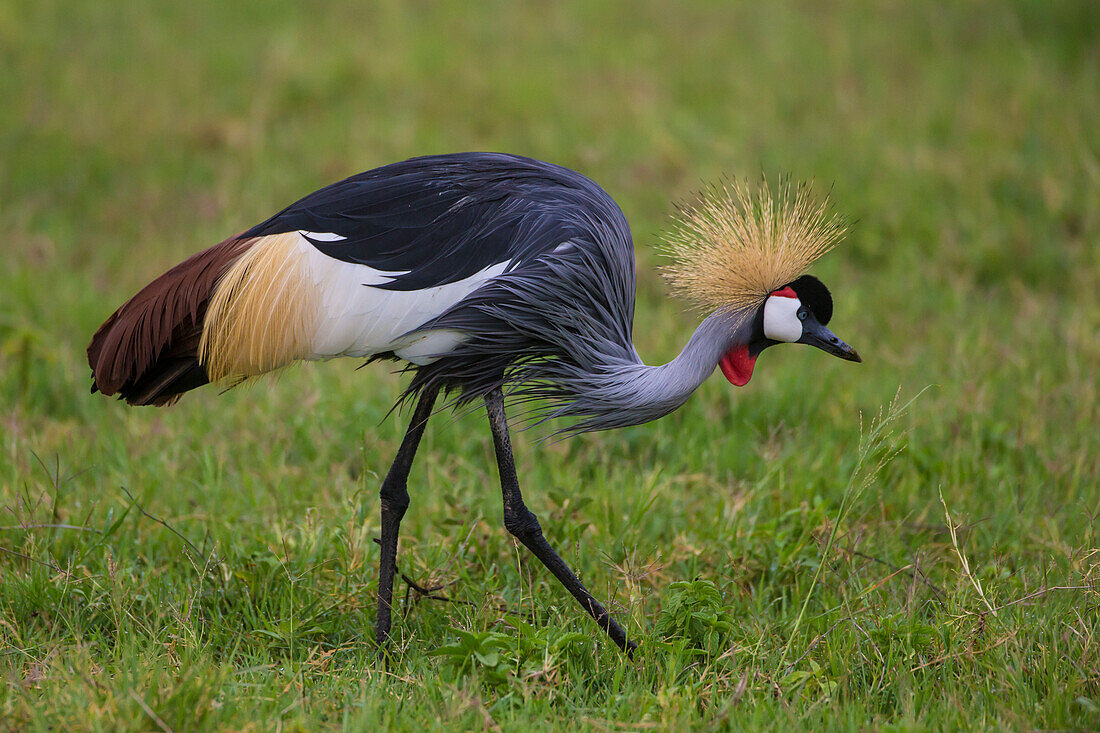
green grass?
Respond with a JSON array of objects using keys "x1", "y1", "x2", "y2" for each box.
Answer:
[{"x1": 2, "y1": 0, "x2": 1099, "y2": 729}]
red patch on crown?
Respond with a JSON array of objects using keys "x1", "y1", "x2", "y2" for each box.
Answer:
[
  {"x1": 719, "y1": 344, "x2": 757, "y2": 387},
  {"x1": 770, "y1": 286, "x2": 798, "y2": 298}
]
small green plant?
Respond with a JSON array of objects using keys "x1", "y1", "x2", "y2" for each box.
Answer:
[
  {"x1": 513, "y1": 619, "x2": 594, "y2": 671},
  {"x1": 654, "y1": 579, "x2": 733, "y2": 656},
  {"x1": 429, "y1": 629, "x2": 513, "y2": 685},
  {"x1": 430, "y1": 622, "x2": 597, "y2": 688},
  {"x1": 781, "y1": 659, "x2": 838, "y2": 699}
]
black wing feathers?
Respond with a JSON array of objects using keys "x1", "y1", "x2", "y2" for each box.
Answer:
[{"x1": 241, "y1": 153, "x2": 622, "y2": 292}]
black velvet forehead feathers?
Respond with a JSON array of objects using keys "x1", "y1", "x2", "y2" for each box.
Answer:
[{"x1": 786, "y1": 274, "x2": 833, "y2": 325}]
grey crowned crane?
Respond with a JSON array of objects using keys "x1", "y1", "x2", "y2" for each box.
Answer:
[{"x1": 87, "y1": 152, "x2": 860, "y2": 654}]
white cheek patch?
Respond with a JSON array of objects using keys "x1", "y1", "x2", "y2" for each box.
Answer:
[{"x1": 763, "y1": 295, "x2": 804, "y2": 342}]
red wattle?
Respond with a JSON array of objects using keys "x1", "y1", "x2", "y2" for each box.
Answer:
[
  {"x1": 719, "y1": 344, "x2": 757, "y2": 387},
  {"x1": 770, "y1": 286, "x2": 798, "y2": 299}
]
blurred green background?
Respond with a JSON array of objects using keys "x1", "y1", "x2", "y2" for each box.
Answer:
[{"x1": 1, "y1": 1, "x2": 1098, "y2": 730}]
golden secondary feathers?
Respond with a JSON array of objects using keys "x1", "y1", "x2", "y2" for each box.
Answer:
[
  {"x1": 199, "y1": 232, "x2": 320, "y2": 382},
  {"x1": 659, "y1": 177, "x2": 847, "y2": 315}
]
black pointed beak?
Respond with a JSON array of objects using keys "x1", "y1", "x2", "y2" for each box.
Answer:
[{"x1": 798, "y1": 318, "x2": 861, "y2": 363}]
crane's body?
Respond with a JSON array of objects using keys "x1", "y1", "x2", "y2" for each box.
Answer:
[
  {"x1": 88, "y1": 152, "x2": 860, "y2": 653},
  {"x1": 90, "y1": 154, "x2": 642, "y2": 424}
]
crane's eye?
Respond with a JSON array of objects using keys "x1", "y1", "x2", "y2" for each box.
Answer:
[{"x1": 798, "y1": 309, "x2": 809, "y2": 321}]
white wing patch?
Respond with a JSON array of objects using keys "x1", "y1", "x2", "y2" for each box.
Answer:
[
  {"x1": 201, "y1": 232, "x2": 508, "y2": 379},
  {"x1": 299, "y1": 230, "x2": 347, "y2": 241},
  {"x1": 298, "y1": 231, "x2": 410, "y2": 285},
  {"x1": 392, "y1": 329, "x2": 469, "y2": 365},
  {"x1": 304, "y1": 235, "x2": 509, "y2": 362}
]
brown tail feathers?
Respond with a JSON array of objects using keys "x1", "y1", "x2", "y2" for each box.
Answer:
[{"x1": 87, "y1": 235, "x2": 255, "y2": 406}]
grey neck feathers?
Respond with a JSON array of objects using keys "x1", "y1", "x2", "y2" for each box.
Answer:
[{"x1": 551, "y1": 310, "x2": 749, "y2": 433}]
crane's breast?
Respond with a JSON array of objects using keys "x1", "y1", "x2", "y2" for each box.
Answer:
[{"x1": 199, "y1": 232, "x2": 511, "y2": 380}]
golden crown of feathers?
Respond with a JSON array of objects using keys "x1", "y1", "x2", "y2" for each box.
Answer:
[{"x1": 660, "y1": 177, "x2": 847, "y2": 314}]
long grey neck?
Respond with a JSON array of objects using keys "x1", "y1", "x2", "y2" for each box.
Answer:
[
  {"x1": 630, "y1": 310, "x2": 738, "y2": 411},
  {"x1": 556, "y1": 311, "x2": 745, "y2": 433}
]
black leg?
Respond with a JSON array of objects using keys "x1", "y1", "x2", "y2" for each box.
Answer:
[
  {"x1": 484, "y1": 389, "x2": 636, "y2": 655},
  {"x1": 375, "y1": 386, "x2": 439, "y2": 646}
]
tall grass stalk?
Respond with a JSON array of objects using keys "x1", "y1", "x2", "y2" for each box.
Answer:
[{"x1": 778, "y1": 386, "x2": 929, "y2": 674}]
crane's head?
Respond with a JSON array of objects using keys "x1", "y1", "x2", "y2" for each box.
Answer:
[
  {"x1": 718, "y1": 273, "x2": 860, "y2": 386},
  {"x1": 660, "y1": 177, "x2": 861, "y2": 387}
]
